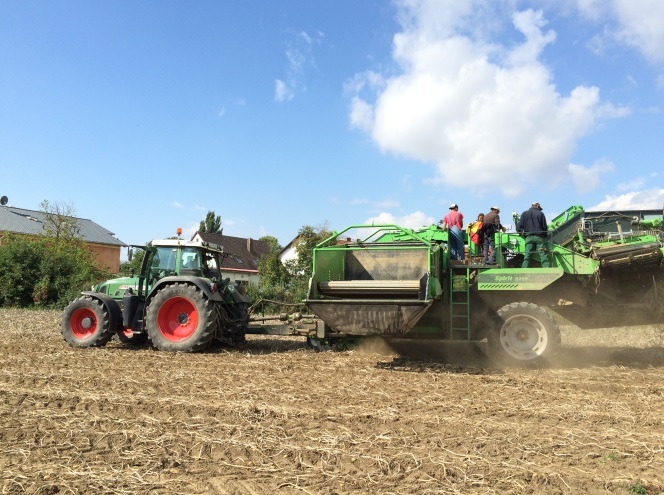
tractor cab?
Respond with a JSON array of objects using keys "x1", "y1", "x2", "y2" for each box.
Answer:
[
  {"x1": 139, "y1": 239, "x2": 225, "y2": 295},
  {"x1": 94, "y1": 239, "x2": 225, "y2": 301}
]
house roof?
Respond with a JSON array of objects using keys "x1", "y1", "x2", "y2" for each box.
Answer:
[
  {"x1": 195, "y1": 231, "x2": 270, "y2": 273},
  {"x1": 0, "y1": 205, "x2": 125, "y2": 246}
]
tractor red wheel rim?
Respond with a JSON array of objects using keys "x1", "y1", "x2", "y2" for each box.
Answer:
[
  {"x1": 69, "y1": 307, "x2": 98, "y2": 339},
  {"x1": 157, "y1": 296, "x2": 199, "y2": 342}
]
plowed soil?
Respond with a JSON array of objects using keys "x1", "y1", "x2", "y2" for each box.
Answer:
[{"x1": 1, "y1": 308, "x2": 663, "y2": 495}]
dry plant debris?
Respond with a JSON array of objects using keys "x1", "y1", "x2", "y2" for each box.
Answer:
[{"x1": 0, "y1": 308, "x2": 663, "y2": 494}]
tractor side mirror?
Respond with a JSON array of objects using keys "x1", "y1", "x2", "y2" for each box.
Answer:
[{"x1": 127, "y1": 248, "x2": 133, "y2": 262}]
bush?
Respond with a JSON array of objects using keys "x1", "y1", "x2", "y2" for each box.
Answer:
[
  {"x1": 0, "y1": 236, "x2": 46, "y2": 306},
  {"x1": 245, "y1": 280, "x2": 311, "y2": 316},
  {"x1": 0, "y1": 235, "x2": 109, "y2": 308}
]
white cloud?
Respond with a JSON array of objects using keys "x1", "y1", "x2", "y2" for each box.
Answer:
[
  {"x1": 172, "y1": 201, "x2": 183, "y2": 208},
  {"x1": 274, "y1": 30, "x2": 324, "y2": 102},
  {"x1": 590, "y1": 188, "x2": 664, "y2": 210},
  {"x1": 613, "y1": 0, "x2": 664, "y2": 64},
  {"x1": 348, "y1": 96, "x2": 374, "y2": 131},
  {"x1": 347, "y1": 1, "x2": 622, "y2": 197},
  {"x1": 274, "y1": 79, "x2": 294, "y2": 102},
  {"x1": 658, "y1": 74, "x2": 664, "y2": 88},
  {"x1": 617, "y1": 177, "x2": 646, "y2": 191},
  {"x1": 575, "y1": 0, "x2": 664, "y2": 64},
  {"x1": 364, "y1": 210, "x2": 436, "y2": 229},
  {"x1": 568, "y1": 160, "x2": 614, "y2": 193}
]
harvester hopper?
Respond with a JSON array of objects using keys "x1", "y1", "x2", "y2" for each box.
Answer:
[{"x1": 307, "y1": 225, "x2": 442, "y2": 336}]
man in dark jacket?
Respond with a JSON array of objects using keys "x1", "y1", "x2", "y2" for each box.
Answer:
[
  {"x1": 482, "y1": 206, "x2": 505, "y2": 264},
  {"x1": 517, "y1": 202, "x2": 550, "y2": 268}
]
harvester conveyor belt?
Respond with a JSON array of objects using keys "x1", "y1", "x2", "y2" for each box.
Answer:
[{"x1": 317, "y1": 279, "x2": 421, "y2": 297}]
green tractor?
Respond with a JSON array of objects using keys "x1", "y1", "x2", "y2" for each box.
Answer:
[{"x1": 62, "y1": 238, "x2": 249, "y2": 352}]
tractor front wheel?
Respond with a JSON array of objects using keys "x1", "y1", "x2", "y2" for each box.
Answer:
[
  {"x1": 61, "y1": 297, "x2": 113, "y2": 347},
  {"x1": 145, "y1": 283, "x2": 216, "y2": 352},
  {"x1": 488, "y1": 302, "x2": 561, "y2": 366}
]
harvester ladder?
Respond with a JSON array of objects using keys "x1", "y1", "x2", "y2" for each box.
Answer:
[{"x1": 449, "y1": 265, "x2": 471, "y2": 340}]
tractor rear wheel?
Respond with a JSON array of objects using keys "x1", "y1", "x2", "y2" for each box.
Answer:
[
  {"x1": 488, "y1": 302, "x2": 560, "y2": 366},
  {"x1": 61, "y1": 297, "x2": 113, "y2": 347},
  {"x1": 145, "y1": 283, "x2": 216, "y2": 352}
]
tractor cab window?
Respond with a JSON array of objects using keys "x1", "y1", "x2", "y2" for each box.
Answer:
[
  {"x1": 147, "y1": 247, "x2": 177, "y2": 284},
  {"x1": 180, "y1": 247, "x2": 203, "y2": 276},
  {"x1": 204, "y1": 252, "x2": 222, "y2": 280}
]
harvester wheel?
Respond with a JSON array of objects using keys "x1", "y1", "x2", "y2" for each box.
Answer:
[
  {"x1": 488, "y1": 302, "x2": 560, "y2": 366},
  {"x1": 61, "y1": 296, "x2": 113, "y2": 348},
  {"x1": 145, "y1": 283, "x2": 216, "y2": 352}
]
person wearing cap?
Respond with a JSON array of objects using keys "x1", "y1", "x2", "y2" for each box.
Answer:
[
  {"x1": 517, "y1": 202, "x2": 550, "y2": 268},
  {"x1": 441, "y1": 203, "x2": 465, "y2": 261},
  {"x1": 482, "y1": 206, "x2": 506, "y2": 264}
]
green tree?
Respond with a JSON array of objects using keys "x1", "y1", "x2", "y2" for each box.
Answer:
[
  {"x1": 119, "y1": 248, "x2": 145, "y2": 276},
  {"x1": 199, "y1": 211, "x2": 222, "y2": 234},
  {"x1": 256, "y1": 236, "x2": 289, "y2": 288},
  {"x1": 39, "y1": 199, "x2": 81, "y2": 241},
  {"x1": 33, "y1": 238, "x2": 107, "y2": 307},
  {"x1": 246, "y1": 236, "x2": 290, "y2": 314},
  {"x1": 284, "y1": 223, "x2": 332, "y2": 278},
  {"x1": 0, "y1": 235, "x2": 46, "y2": 306},
  {"x1": 0, "y1": 234, "x2": 107, "y2": 308}
]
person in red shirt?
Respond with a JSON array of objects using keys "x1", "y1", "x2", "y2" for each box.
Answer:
[{"x1": 441, "y1": 203, "x2": 465, "y2": 261}]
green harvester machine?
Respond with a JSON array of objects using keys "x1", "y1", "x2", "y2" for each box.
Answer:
[{"x1": 303, "y1": 205, "x2": 664, "y2": 365}]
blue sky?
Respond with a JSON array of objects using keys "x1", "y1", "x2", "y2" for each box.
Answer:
[{"x1": 2, "y1": 0, "x2": 663, "y2": 251}]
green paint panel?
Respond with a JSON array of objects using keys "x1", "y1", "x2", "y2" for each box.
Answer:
[{"x1": 477, "y1": 268, "x2": 564, "y2": 290}]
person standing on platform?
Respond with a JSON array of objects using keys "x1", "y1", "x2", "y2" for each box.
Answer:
[
  {"x1": 442, "y1": 203, "x2": 465, "y2": 261},
  {"x1": 482, "y1": 206, "x2": 505, "y2": 264},
  {"x1": 467, "y1": 213, "x2": 484, "y2": 257},
  {"x1": 517, "y1": 202, "x2": 550, "y2": 268}
]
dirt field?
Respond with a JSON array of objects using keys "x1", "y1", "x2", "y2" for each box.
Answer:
[{"x1": 1, "y1": 308, "x2": 663, "y2": 495}]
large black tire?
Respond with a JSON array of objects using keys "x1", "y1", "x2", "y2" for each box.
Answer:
[
  {"x1": 61, "y1": 296, "x2": 113, "y2": 348},
  {"x1": 488, "y1": 302, "x2": 561, "y2": 366},
  {"x1": 145, "y1": 283, "x2": 216, "y2": 352}
]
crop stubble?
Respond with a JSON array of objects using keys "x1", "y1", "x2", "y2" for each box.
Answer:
[{"x1": 0, "y1": 308, "x2": 663, "y2": 494}]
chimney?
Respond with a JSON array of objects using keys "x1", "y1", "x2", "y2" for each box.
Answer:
[{"x1": 247, "y1": 238, "x2": 252, "y2": 252}]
